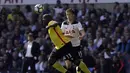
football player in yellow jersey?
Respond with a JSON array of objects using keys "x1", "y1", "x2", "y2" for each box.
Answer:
[{"x1": 42, "y1": 14, "x2": 91, "y2": 73}]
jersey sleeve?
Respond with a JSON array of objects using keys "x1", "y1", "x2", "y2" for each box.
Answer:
[
  {"x1": 77, "y1": 22, "x2": 83, "y2": 31},
  {"x1": 48, "y1": 21, "x2": 57, "y2": 27}
]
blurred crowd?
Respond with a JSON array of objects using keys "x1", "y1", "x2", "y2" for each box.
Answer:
[{"x1": 0, "y1": 0, "x2": 130, "y2": 73}]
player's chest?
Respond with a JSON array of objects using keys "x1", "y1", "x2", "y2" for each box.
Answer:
[{"x1": 64, "y1": 24, "x2": 78, "y2": 31}]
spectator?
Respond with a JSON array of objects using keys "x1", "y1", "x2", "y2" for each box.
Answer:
[
  {"x1": 94, "y1": 30, "x2": 103, "y2": 48},
  {"x1": 83, "y1": 43, "x2": 96, "y2": 69},
  {"x1": 24, "y1": 5, "x2": 32, "y2": 22},
  {"x1": 103, "y1": 43, "x2": 115, "y2": 73},
  {"x1": 42, "y1": 4, "x2": 51, "y2": 15},
  {"x1": 12, "y1": 51, "x2": 22, "y2": 68},
  {"x1": 122, "y1": 13, "x2": 129, "y2": 26},
  {"x1": 35, "y1": 55, "x2": 47, "y2": 73},
  {"x1": 55, "y1": 13, "x2": 64, "y2": 25},
  {"x1": 124, "y1": 32, "x2": 130, "y2": 73},
  {"x1": 98, "y1": 38, "x2": 108, "y2": 53},
  {"x1": 122, "y1": 3, "x2": 128, "y2": 13},
  {"x1": 63, "y1": 4, "x2": 69, "y2": 11},
  {"x1": 0, "y1": 59, "x2": 6, "y2": 72},
  {"x1": 13, "y1": 39, "x2": 23, "y2": 51},
  {"x1": 54, "y1": 0, "x2": 63, "y2": 18},
  {"x1": 11, "y1": 61, "x2": 20, "y2": 73},
  {"x1": 0, "y1": 7, "x2": 7, "y2": 16},
  {"x1": 0, "y1": 48, "x2": 6, "y2": 57},
  {"x1": 6, "y1": 42, "x2": 14, "y2": 54},
  {"x1": 112, "y1": 55, "x2": 125, "y2": 73},
  {"x1": 3, "y1": 53, "x2": 12, "y2": 70},
  {"x1": 125, "y1": 32, "x2": 130, "y2": 54},
  {"x1": 88, "y1": 38, "x2": 97, "y2": 53},
  {"x1": 6, "y1": 21, "x2": 14, "y2": 39},
  {"x1": 0, "y1": 20, "x2": 6, "y2": 34},
  {"x1": 0, "y1": 37, "x2": 6, "y2": 48},
  {"x1": 88, "y1": 4, "x2": 97, "y2": 16},
  {"x1": 116, "y1": 36, "x2": 126, "y2": 54},
  {"x1": 21, "y1": 32, "x2": 40, "y2": 73},
  {"x1": 72, "y1": 4, "x2": 78, "y2": 17},
  {"x1": 94, "y1": 54, "x2": 107, "y2": 73},
  {"x1": 13, "y1": 28, "x2": 24, "y2": 44}
]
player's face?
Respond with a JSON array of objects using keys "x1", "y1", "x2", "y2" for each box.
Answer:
[{"x1": 66, "y1": 12, "x2": 74, "y2": 21}]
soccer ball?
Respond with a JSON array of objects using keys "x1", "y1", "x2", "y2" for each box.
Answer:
[{"x1": 34, "y1": 4, "x2": 44, "y2": 13}]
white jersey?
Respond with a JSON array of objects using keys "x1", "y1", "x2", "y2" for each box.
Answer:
[{"x1": 61, "y1": 21, "x2": 83, "y2": 47}]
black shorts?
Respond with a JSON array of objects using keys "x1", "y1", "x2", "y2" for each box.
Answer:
[
  {"x1": 48, "y1": 42, "x2": 73, "y2": 62},
  {"x1": 64, "y1": 46, "x2": 82, "y2": 61}
]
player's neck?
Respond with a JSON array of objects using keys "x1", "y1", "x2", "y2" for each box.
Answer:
[{"x1": 67, "y1": 19, "x2": 74, "y2": 24}]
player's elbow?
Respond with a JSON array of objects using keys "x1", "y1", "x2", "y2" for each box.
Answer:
[{"x1": 82, "y1": 31, "x2": 85, "y2": 37}]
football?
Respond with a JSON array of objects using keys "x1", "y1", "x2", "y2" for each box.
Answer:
[{"x1": 34, "y1": 4, "x2": 44, "y2": 13}]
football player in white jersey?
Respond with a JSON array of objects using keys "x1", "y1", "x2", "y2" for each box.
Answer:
[{"x1": 61, "y1": 8, "x2": 90, "y2": 73}]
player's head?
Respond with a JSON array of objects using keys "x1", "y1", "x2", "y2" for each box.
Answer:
[
  {"x1": 66, "y1": 8, "x2": 75, "y2": 21},
  {"x1": 42, "y1": 14, "x2": 53, "y2": 26}
]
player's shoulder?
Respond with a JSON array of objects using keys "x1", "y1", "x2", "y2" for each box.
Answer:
[
  {"x1": 62, "y1": 20, "x2": 79, "y2": 25},
  {"x1": 48, "y1": 20, "x2": 57, "y2": 25},
  {"x1": 49, "y1": 20, "x2": 57, "y2": 24},
  {"x1": 62, "y1": 20, "x2": 68, "y2": 25}
]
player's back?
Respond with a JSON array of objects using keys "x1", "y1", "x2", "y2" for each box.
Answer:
[{"x1": 48, "y1": 20, "x2": 70, "y2": 50}]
